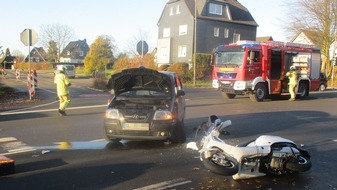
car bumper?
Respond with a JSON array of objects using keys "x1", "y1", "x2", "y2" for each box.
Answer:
[{"x1": 104, "y1": 119, "x2": 177, "y2": 140}]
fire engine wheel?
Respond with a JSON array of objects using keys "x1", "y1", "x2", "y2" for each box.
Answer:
[
  {"x1": 319, "y1": 83, "x2": 326, "y2": 91},
  {"x1": 298, "y1": 83, "x2": 308, "y2": 98},
  {"x1": 249, "y1": 83, "x2": 267, "y2": 102},
  {"x1": 221, "y1": 92, "x2": 236, "y2": 99}
]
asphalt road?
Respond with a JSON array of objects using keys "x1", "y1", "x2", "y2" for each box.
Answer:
[{"x1": 1, "y1": 70, "x2": 337, "y2": 190}]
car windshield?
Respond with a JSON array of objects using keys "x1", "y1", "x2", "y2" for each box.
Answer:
[
  {"x1": 64, "y1": 66, "x2": 74, "y2": 70},
  {"x1": 215, "y1": 52, "x2": 245, "y2": 67},
  {"x1": 118, "y1": 90, "x2": 170, "y2": 97}
]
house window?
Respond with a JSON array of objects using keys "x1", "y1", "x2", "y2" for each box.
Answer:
[
  {"x1": 163, "y1": 28, "x2": 171, "y2": 38},
  {"x1": 178, "y1": 45, "x2": 187, "y2": 57},
  {"x1": 209, "y1": 3, "x2": 222, "y2": 15},
  {"x1": 176, "y1": 5, "x2": 181, "y2": 14},
  {"x1": 67, "y1": 51, "x2": 70, "y2": 56},
  {"x1": 214, "y1": 27, "x2": 220, "y2": 37},
  {"x1": 170, "y1": 7, "x2": 174, "y2": 15},
  {"x1": 233, "y1": 33, "x2": 240, "y2": 43},
  {"x1": 224, "y1": 28, "x2": 229, "y2": 38},
  {"x1": 179, "y1": 25, "x2": 187, "y2": 35},
  {"x1": 79, "y1": 51, "x2": 84, "y2": 56}
]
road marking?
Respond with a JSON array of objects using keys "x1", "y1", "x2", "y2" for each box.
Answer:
[
  {"x1": 0, "y1": 137, "x2": 36, "y2": 156},
  {"x1": 133, "y1": 177, "x2": 192, "y2": 190},
  {"x1": 0, "y1": 137, "x2": 17, "y2": 142},
  {"x1": 79, "y1": 94, "x2": 111, "y2": 97},
  {"x1": 0, "y1": 104, "x2": 107, "y2": 116}
]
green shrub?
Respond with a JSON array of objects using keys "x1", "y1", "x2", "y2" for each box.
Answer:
[
  {"x1": 167, "y1": 62, "x2": 191, "y2": 82},
  {"x1": 190, "y1": 53, "x2": 212, "y2": 81}
]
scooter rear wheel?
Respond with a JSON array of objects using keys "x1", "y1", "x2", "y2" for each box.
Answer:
[{"x1": 202, "y1": 152, "x2": 238, "y2": 176}]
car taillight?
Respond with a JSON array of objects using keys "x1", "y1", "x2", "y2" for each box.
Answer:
[
  {"x1": 105, "y1": 109, "x2": 120, "y2": 119},
  {"x1": 153, "y1": 110, "x2": 173, "y2": 120}
]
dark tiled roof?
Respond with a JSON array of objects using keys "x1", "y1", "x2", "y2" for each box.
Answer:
[
  {"x1": 61, "y1": 39, "x2": 89, "y2": 59},
  {"x1": 183, "y1": 0, "x2": 257, "y2": 26}
]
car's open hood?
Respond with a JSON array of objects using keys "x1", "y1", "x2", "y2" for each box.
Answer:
[{"x1": 107, "y1": 67, "x2": 172, "y2": 96}]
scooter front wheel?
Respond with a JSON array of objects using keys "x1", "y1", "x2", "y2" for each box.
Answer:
[
  {"x1": 285, "y1": 155, "x2": 312, "y2": 172},
  {"x1": 202, "y1": 152, "x2": 238, "y2": 176}
]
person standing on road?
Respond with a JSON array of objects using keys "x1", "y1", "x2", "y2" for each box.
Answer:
[
  {"x1": 286, "y1": 65, "x2": 297, "y2": 101},
  {"x1": 54, "y1": 67, "x2": 71, "y2": 116}
]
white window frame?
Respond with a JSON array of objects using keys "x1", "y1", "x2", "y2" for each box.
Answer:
[
  {"x1": 178, "y1": 45, "x2": 187, "y2": 57},
  {"x1": 233, "y1": 33, "x2": 241, "y2": 43},
  {"x1": 209, "y1": 3, "x2": 222, "y2": 15},
  {"x1": 224, "y1": 28, "x2": 229, "y2": 38},
  {"x1": 163, "y1": 28, "x2": 171, "y2": 38},
  {"x1": 179, "y1": 25, "x2": 187, "y2": 35},
  {"x1": 214, "y1": 27, "x2": 220, "y2": 37},
  {"x1": 176, "y1": 5, "x2": 181, "y2": 14},
  {"x1": 170, "y1": 7, "x2": 174, "y2": 15}
]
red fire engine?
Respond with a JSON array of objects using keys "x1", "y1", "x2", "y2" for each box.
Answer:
[{"x1": 211, "y1": 41, "x2": 321, "y2": 102}]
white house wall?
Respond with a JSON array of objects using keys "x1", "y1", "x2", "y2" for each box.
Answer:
[
  {"x1": 329, "y1": 41, "x2": 337, "y2": 60},
  {"x1": 157, "y1": 38, "x2": 171, "y2": 65}
]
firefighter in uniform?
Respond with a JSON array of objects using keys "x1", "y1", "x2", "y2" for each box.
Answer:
[
  {"x1": 54, "y1": 67, "x2": 71, "y2": 116},
  {"x1": 286, "y1": 66, "x2": 297, "y2": 101}
]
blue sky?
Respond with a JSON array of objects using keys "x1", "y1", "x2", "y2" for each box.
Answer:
[{"x1": 1, "y1": 0, "x2": 288, "y2": 55}]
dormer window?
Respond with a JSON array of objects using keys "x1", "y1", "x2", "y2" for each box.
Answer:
[
  {"x1": 176, "y1": 5, "x2": 181, "y2": 14},
  {"x1": 170, "y1": 7, "x2": 174, "y2": 15},
  {"x1": 209, "y1": 3, "x2": 222, "y2": 15},
  {"x1": 67, "y1": 51, "x2": 70, "y2": 55}
]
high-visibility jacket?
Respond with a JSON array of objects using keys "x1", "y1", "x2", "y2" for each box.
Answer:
[
  {"x1": 54, "y1": 72, "x2": 71, "y2": 96},
  {"x1": 286, "y1": 70, "x2": 297, "y2": 85}
]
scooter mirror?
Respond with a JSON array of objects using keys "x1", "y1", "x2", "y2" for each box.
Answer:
[
  {"x1": 215, "y1": 119, "x2": 222, "y2": 126},
  {"x1": 220, "y1": 120, "x2": 232, "y2": 131}
]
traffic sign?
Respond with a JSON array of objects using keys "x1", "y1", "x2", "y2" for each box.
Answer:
[
  {"x1": 20, "y1": 29, "x2": 38, "y2": 46},
  {"x1": 137, "y1": 40, "x2": 148, "y2": 55}
]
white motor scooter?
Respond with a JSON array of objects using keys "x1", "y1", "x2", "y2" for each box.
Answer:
[{"x1": 188, "y1": 115, "x2": 312, "y2": 180}]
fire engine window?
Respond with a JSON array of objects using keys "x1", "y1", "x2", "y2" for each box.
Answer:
[
  {"x1": 248, "y1": 51, "x2": 261, "y2": 63},
  {"x1": 270, "y1": 50, "x2": 282, "y2": 80}
]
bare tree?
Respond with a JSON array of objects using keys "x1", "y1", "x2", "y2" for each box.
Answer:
[
  {"x1": 39, "y1": 23, "x2": 75, "y2": 62},
  {"x1": 124, "y1": 28, "x2": 151, "y2": 57},
  {"x1": 284, "y1": 0, "x2": 337, "y2": 75}
]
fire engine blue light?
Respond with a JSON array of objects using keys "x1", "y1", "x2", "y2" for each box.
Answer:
[{"x1": 241, "y1": 43, "x2": 259, "y2": 47}]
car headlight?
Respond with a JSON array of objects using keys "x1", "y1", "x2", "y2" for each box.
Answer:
[
  {"x1": 105, "y1": 109, "x2": 120, "y2": 119},
  {"x1": 153, "y1": 110, "x2": 173, "y2": 120}
]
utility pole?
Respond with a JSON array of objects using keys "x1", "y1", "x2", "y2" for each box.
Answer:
[{"x1": 193, "y1": 0, "x2": 197, "y2": 86}]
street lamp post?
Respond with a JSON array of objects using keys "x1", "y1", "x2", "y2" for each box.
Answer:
[{"x1": 193, "y1": 0, "x2": 197, "y2": 86}]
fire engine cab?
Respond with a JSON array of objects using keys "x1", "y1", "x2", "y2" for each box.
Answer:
[{"x1": 211, "y1": 40, "x2": 321, "y2": 102}]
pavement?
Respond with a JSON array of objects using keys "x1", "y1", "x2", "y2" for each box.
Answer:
[{"x1": 0, "y1": 71, "x2": 52, "y2": 112}]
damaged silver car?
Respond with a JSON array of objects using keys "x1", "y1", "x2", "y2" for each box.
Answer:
[{"x1": 104, "y1": 67, "x2": 186, "y2": 143}]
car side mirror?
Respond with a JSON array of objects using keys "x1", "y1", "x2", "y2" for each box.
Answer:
[{"x1": 177, "y1": 90, "x2": 185, "y2": 96}]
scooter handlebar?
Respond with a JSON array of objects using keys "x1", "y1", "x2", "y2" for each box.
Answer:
[{"x1": 219, "y1": 120, "x2": 232, "y2": 131}]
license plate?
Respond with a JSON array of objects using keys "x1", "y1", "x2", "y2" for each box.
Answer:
[{"x1": 123, "y1": 123, "x2": 149, "y2": 131}]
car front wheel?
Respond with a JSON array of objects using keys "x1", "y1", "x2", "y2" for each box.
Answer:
[{"x1": 170, "y1": 121, "x2": 186, "y2": 143}]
